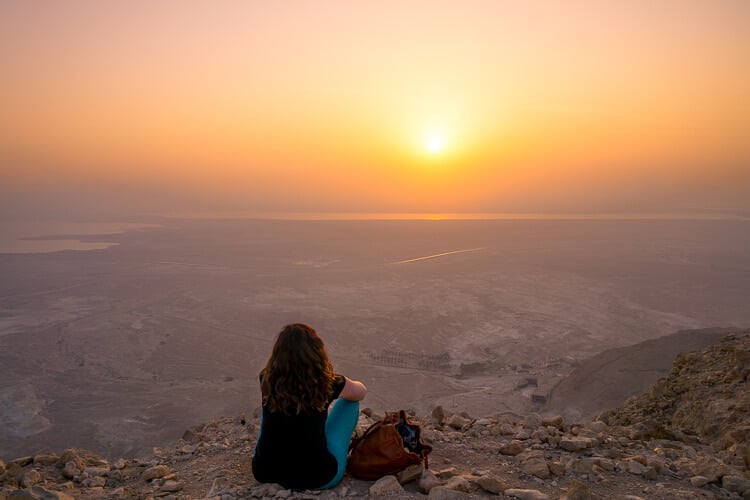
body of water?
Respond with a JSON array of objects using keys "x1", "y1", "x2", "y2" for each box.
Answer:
[{"x1": 0, "y1": 221, "x2": 159, "y2": 254}]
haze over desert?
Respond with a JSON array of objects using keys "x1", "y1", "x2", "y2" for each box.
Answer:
[{"x1": 1, "y1": 216, "x2": 748, "y2": 459}]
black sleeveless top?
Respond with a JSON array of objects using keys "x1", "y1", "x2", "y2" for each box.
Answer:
[{"x1": 252, "y1": 373, "x2": 346, "y2": 490}]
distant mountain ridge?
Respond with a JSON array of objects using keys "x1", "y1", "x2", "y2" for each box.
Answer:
[
  {"x1": 598, "y1": 330, "x2": 750, "y2": 450},
  {"x1": 545, "y1": 327, "x2": 744, "y2": 421}
]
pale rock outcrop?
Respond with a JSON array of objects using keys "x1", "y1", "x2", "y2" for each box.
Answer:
[
  {"x1": 368, "y1": 475, "x2": 404, "y2": 496},
  {"x1": 558, "y1": 436, "x2": 595, "y2": 452},
  {"x1": 396, "y1": 463, "x2": 423, "y2": 484},
  {"x1": 499, "y1": 440, "x2": 525, "y2": 455},
  {"x1": 441, "y1": 475, "x2": 472, "y2": 492},
  {"x1": 446, "y1": 414, "x2": 471, "y2": 430},
  {"x1": 541, "y1": 415, "x2": 564, "y2": 430},
  {"x1": 473, "y1": 473, "x2": 507, "y2": 494},
  {"x1": 418, "y1": 469, "x2": 442, "y2": 493},
  {"x1": 142, "y1": 464, "x2": 170, "y2": 481}
]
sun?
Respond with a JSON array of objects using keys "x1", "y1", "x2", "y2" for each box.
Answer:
[{"x1": 424, "y1": 135, "x2": 445, "y2": 154}]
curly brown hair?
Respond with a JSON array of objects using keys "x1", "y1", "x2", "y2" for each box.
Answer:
[{"x1": 260, "y1": 323, "x2": 336, "y2": 415}]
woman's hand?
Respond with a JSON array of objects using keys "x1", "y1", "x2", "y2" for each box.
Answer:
[{"x1": 340, "y1": 377, "x2": 367, "y2": 401}]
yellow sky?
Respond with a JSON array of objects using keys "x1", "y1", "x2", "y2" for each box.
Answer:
[{"x1": 1, "y1": 0, "x2": 749, "y2": 216}]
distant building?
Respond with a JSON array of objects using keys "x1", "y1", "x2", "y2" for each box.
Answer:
[
  {"x1": 515, "y1": 377, "x2": 539, "y2": 389},
  {"x1": 531, "y1": 393, "x2": 547, "y2": 405},
  {"x1": 370, "y1": 350, "x2": 452, "y2": 372}
]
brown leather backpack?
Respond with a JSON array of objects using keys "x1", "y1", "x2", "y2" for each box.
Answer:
[{"x1": 347, "y1": 409, "x2": 432, "y2": 480}]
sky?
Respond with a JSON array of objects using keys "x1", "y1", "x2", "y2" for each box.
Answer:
[{"x1": 1, "y1": 0, "x2": 749, "y2": 218}]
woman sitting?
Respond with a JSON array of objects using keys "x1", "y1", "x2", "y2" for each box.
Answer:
[{"x1": 252, "y1": 323, "x2": 367, "y2": 490}]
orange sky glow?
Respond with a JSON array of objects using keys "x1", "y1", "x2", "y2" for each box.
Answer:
[{"x1": 1, "y1": 1, "x2": 748, "y2": 217}]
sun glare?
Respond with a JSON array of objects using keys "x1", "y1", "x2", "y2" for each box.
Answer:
[{"x1": 425, "y1": 135, "x2": 445, "y2": 154}]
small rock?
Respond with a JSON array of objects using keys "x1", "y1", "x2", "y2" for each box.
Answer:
[
  {"x1": 570, "y1": 458, "x2": 595, "y2": 475},
  {"x1": 431, "y1": 406, "x2": 446, "y2": 426},
  {"x1": 32, "y1": 454, "x2": 58, "y2": 466},
  {"x1": 560, "y1": 480, "x2": 594, "y2": 500},
  {"x1": 396, "y1": 463, "x2": 423, "y2": 484},
  {"x1": 474, "y1": 474, "x2": 507, "y2": 494},
  {"x1": 593, "y1": 457, "x2": 614, "y2": 472},
  {"x1": 143, "y1": 465, "x2": 171, "y2": 481},
  {"x1": 504, "y1": 488, "x2": 550, "y2": 500},
  {"x1": 523, "y1": 413, "x2": 542, "y2": 429},
  {"x1": 20, "y1": 469, "x2": 42, "y2": 488},
  {"x1": 514, "y1": 428, "x2": 533, "y2": 440},
  {"x1": 442, "y1": 475, "x2": 472, "y2": 492},
  {"x1": 627, "y1": 459, "x2": 649, "y2": 475},
  {"x1": 499, "y1": 440, "x2": 525, "y2": 456},
  {"x1": 548, "y1": 461, "x2": 566, "y2": 476},
  {"x1": 427, "y1": 487, "x2": 474, "y2": 499},
  {"x1": 446, "y1": 414, "x2": 471, "y2": 430},
  {"x1": 82, "y1": 476, "x2": 106, "y2": 488},
  {"x1": 207, "y1": 477, "x2": 231, "y2": 497},
  {"x1": 0, "y1": 458, "x2": 5, "y2": 474},
  {"x1": 83, "y1": 466, "x2": 109, "y2": 477},
  {"x1": 493, "y1": 422, "x2": 516, "y2": 436},
  {"x1": 160, "y1": 480, "x2": 183, "y2": 492},
  {"x1": 61, "y1": 461, "x2": 80, "y2": 480},
  {"x1": 522, "y1": 457, "x2": 550, "y2": 479},
  {"x1": 541, "y1": 415, "x2": 564, "y2": 430},
  {"x1": 369, "y1": 475, "x2": 404, "y2": 496},
  {"x1": 643, "y1": 467, "x2": 658, "y2": 480},
  {"x1": 113, "y1": 458, "x2": 127, "y2": 470},
  {"x1": 558, "y1": 437, "x2": 594, "y2": 452},
  {"x1": 722, "y1": 475, "x2": 750, "y2": 494},
  {"x1": 435, "y1": 467, "x2": 457, "y2": 479},
  {"x1": 692, "y1": 456, "x2": 732, "y2": 483},
  {"x1": 689, "y1": 476, "x2": 710, "y2": 487},
  {"x1": 531, "y1": 427, "x2": 550, "y2": 442},
  {"x1": 179, "y1": 445, "x2": 196, "y2": 455},
  {"x1": 109, "y1": 487, "x2": 127, "y2": 498},
  {"x1": 418, "y1": 469, "x2": 442, "y2": 494},
  {"x1": 57, "y1": 450, "x2": 82, "y2": 469},
  {"x1": 10, "y1": 457, "x2": 33, "y2": 468},
  {"x1": 3, "y1": 462, "x2": 25, "y2": 483}
]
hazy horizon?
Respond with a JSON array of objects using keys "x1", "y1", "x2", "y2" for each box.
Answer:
[{"x1": 4, "y1": 209, "x2": 750, "y2": 254}]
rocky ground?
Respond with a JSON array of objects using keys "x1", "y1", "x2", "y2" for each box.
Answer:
[{"x1": 1, "y1": 332, "x2": 749, "y2": 499}]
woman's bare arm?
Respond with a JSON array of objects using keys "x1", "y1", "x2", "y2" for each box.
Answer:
[{"x1": 339, "y1": 377, "x2": 367, "y2": 401}]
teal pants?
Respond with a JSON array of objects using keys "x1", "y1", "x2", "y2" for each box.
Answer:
[{"x1": 319, "y1": 399, "x2": 360, "y2": 489}]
